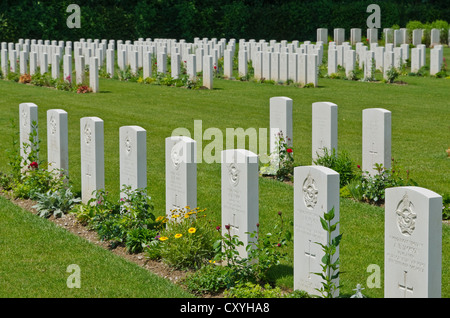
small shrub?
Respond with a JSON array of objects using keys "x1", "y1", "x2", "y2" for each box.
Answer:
[
  {"x1": 33, "y1": 186, "x2": 81, "y2": 218},
  {"x1": 152, "y1": 207, "x2": 221, "y2": 269},
  {"x1": 386, "y1": 67, "x2": 400, "y2": 84},
  {"x1": 314, "y1": 148, "x2": 356, "y2": 187}
]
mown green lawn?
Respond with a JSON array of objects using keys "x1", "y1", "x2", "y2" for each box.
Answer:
[
  {"x1": 0, "y1": 195, "x2": 194, "y2": 298},
  {"x1": 0, "y1": 48, "x2": 449, "y2": 297}
]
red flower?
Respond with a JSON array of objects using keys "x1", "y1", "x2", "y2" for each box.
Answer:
[
  {"x1": 214, "y1": 65, "x2": 217, "y2": 70},
  {"x1": 357, "y1": 165, "x2": 361, "y2": 169},
  {"x1": 287, "y1": 148, "x2": 293, "y2": 153},
  {"x1": 216, "y1": 225, "x2": 221, "y2": 231},
  {"x1": 29, "y1": 161, "x2": 38, "y2": 169}
]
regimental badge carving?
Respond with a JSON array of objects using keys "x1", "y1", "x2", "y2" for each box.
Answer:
[
  {"x1": 227, "y1": 162, "x2": 240, "y2": 187},
  {"x1": 84, "y1": 123, "x2": 92, "y2": 145},
  {"x1": 302, "y1": 173, "x2": 318, "y2": 209},
  {"x1": 124, "y1": 135, "x2": 132, "y2": 155},
  {"x1": 171, "y1": 140, "x2": 184, "y2": 169},
  {"x1": 49, "y1": 115, "x2": 57, "y2": 135},
  {"x1": 22, "y1": 108, "x2": 28, "y2": 127},
  {"x1": 396, "y1": 193, "x2": 417, "y2": 236}
]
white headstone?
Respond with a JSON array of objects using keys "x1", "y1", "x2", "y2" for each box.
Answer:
[
  {"x1": 19, "y1": 103, "x2": 39, "y2": 165},
  {"x1": 47, "y1": 109, "x2": 68, "y2": 175},
  {"x1": 51, "y1": 53, "x2": 60, "y2": 79},
  {"x1": 106, "y1": 49, "x2": 114, "y2": 78},
  {"x1": 203, "y1": 55, "x2": 213, "y2": 89},
  {"x1": 187, "y1": 54, "x2": 197, "y2": 80},
  {"x1": 75, "y1": 55, "x2": 85, "y2": 85},
  {"x1": 317, "y1": 28, "x2": 328, "y2": 43},
  {"x1": 157, "y1": 51, "x2": 167, "y2": 74},
  {"x1": 306, "y1": 54, "x2": 318, "y2": 87},
  {"x1": 410, "y1": 47, "x2": 421, "y2": 73},
  {"x1": 224, "y1": 49, "x2": 233, "y2": 78},
  {"x1": 334, "y1": 28, "x2": 345, "y2": 45},
  {"x1": 294, "y1": 165, "x2": 340, "y2": 297},
  {"x1": 430, "y1": 48, "x2": 443, "y2": 75},
  {"x1": 19, "y1": 51, "x2": 28, "y2": 75},
  {"x1": 270, "y1": 97, "x2": 293, "y2": 154},
  {"x1": 119, "y1": 126, "x2": 147, "y2": 196},
  {"x1": 328, "y1": 48, "x2": 338, "y2": 75},
  {"x1": 221, "y1": 149, "x2": 259, "y2": 259},
  {"x1": 279, "y1": 52, "x2": 289, "y2": 82},
  {"x1": 412, "y1": 29, "x2": 423, "y2": 46},
  {"x1": 298, "y1": 54, "x2": 307, "y2": 85},
  {"x1": 367, "y1": 28, "x2": 378, "y2": 43},
  {"x1": 271, "y1": 51, "x2": 280, "y2": 82},
  {"x1": 312, "y1": 102, "x2": 337, "y2": 162},
  {"x1": 143, "y1": 51, "x2": 152, "y2": 79},
  {"x1": 350, "y1": 28, "x2": 362, "y2": 45},
  {"x1": 89, "y1": 56, "x2": 99, "y2": 93},
  {"x1": 238, "y1": 48, "x2": 248, "y2": 78},
  {"x1": 171, "y1": 52, "x2": 180, "y2": 79},
  {"x1": 166, "y1": 136, "x2": 197, "y2": 217},
  {"x1": 80, "y1": 117, "x2": 104, "y2": 204},
  {"x1": 362, "y1": 108, "x2": 391, "y2": 175},
  {"x1": 1, "y1": 49, "x2": 8, "y2": 77},
  {"x1": 385, "y1": 186, "x2": 442, "y2": 298},
  {"x1": 430, "y1": 29, "x2": 440, "y2": 46},
  {"x1": 63, "y1": 54, "x2": 72, "y2": 82}
]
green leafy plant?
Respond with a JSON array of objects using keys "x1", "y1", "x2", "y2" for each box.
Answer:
[
  {"x1": 87, "y1": 186, "x2": 157, "y2": 251},
  {"x1": 385, "y1": 67, "x2": 400, "y2": 84},
  {"x1": 313, "y1": 207, "x2": 342, "y2": 298},
  {"x1": 260, "y1": 131, "x2": 294, "y2": 182},
  {"x1": 183, "y1": 263, "x2": 237, "y2": 295},
  {"x1": 357, "y1": 161, "x2": 417, "y2": 205},
  {"x1": 32, "y1": 186, "x2": 81, "y2": 218},
  {"x1": 1, "y1": 120, "x2": 67, "y2": 199},
  {"x1": 246, "y1": 211, "x2": 292, "y2": 283},
  {"x1": 314, "y1": 147, "x2": 356, "y2": 187},
  {"x1": 153, "y1": 207, "x2": 220, "y2": 269},
  {"x1": 224, "y1": 281, "x2": 284, "y2": 298}
]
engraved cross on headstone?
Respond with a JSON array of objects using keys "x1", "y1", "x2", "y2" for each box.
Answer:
[
  {"x1": 398, "y1": 270, "x2": 413, "y2": 297},
  {"x1": 369, "y1": 141, "x2": 378, "y2": 170},
  {"x1": 172, "y1": 193, "x2": 181, "y2": 210},
  {"x1": 305, "y1": 239, "x2": 316, "y2": 278},
  {"x1": 230, "y1": 213, "x2": 239, "y2": 235}
]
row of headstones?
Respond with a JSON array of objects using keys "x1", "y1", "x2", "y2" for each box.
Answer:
[
  {"x1": 269, "y1": 97, "x2": 391, "y2": 176},
  {"x1": 19, "y1": 97, "x2": 391, "y2": 202},
  {"x1": 18, "y1": 101, "x2": 442, "y2": 297},
  {"x1": 0, "y1": 37, "x2": 236, "y2": 91},
  {"x1": 2, "y1": 37, "x2": 324, "y2": 91},
  {"x1": 328, "y1": 41, "x2": 445, "y2": 78},
  {"x1": 318, "y1": 28, "x2": 449, "y2": 47}
]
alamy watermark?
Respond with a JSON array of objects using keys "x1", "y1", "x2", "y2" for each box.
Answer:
[
  {"x1": 171, "y1": 120, "x2": 284, "y2": 165},
  {"x1": 66, "y1": 4, "x2": 81, "y2": 29},
  {"x1": 66, "y1": 264, "x2": 81, "y2": 288},
  {"x1": 366, "y1": 4, "x2": 381, "y2": 29}
]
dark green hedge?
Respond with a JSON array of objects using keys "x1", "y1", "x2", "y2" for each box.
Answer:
[{"x1": 0, "y1": 0, "x2": 448, "y2": 42}]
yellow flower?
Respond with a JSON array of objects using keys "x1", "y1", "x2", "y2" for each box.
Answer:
[
  {"x1": 209, "y1": 260, "x2": 216, "y2": 264},
  {"x1": 185, "y1": 206, "x2": 190, "y2": 210},
  {"x1": 171, "y1": 214, "x2": 180, "y2": 219},
  {"x1": 184, "y1": 213, "x2": 190, "y2": 218},
  {"x1": 188, "y1": 227, "x2": 196, "y2": 234},
  {"x1": 174, "y1": 233, "x2": 183, "y2": 239},
  {"x1": 156, "y1": 216, "x2": 165, "y2": 222},
  {"x1": 159, "y1": 236, "x2": 168, "y2": 241}
]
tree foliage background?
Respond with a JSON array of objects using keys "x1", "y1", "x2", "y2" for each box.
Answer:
[{"x1": 0, "y1": 0, "x2": 449, "y2": 42}]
